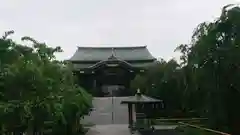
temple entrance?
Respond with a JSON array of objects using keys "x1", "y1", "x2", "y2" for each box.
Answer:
[
  {"x1": 92, "y1": 64, "x2": 136, "y2": 97},
  {"x1": 73, "y1": 54, "x2": 148, "y2": 97},
  {"x1": 101, "y1": 85, "x2": 125, "y2": 97},
  {"x1": 77, "y1": 63, "x2": 138, "y2": 97}
]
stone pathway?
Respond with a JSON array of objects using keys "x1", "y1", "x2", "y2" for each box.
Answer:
[
  {"x1": 86, "y1": 124, "x2": 139, "y2": 135},
  {"x1": 86, "y1": 124, "x2": 180, "y2": 135},
  {"x1": 84, "y1": 97, "x2": 135, "y2": 135},
  {"x1": 84, "y1": 97, "x2": 180, "y2": 135},
  {"x1": 83, "y1": 97, "x2": 129, "y2": 125}
]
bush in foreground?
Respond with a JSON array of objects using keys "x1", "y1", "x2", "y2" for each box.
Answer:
[{"x1": 0, "y1": 31, "x2": 92, "y2": 135}]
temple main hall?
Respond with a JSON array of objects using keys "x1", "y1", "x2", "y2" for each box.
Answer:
[{"x1": 69, "y1": 46, "x2": 157, "y2": 97}]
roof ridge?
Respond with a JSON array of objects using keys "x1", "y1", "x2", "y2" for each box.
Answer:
[{"x1": 77, "y1": 45, "x2": 147, "y2": 49}]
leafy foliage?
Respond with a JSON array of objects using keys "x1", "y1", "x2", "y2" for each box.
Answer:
[
  {"x1": 0, "y1": 31, "x2": 92, "y2": 134},
  {"x1": 131, "y1": 4, "x2": 240, "y2": 135},
  {"x1": 185, "y1": 5, "x2": 240, "y2": 134}
]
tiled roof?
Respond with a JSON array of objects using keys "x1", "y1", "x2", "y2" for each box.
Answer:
[
  {"x1": 72, "y1": 60, "x2": 159, "y2": 70},
  {"x1": 69, "y1": 46, "x2": 156, "y2": 61}
]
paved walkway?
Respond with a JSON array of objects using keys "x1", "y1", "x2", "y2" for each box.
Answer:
[
  {"x1": 86, "y1": 124, "x2": 139, "y2": 135},
  {"x1": 86, "y1": 124, "x2": 180, "y2": 135},
  {"x1": 84, "y1": 97, "x2": 180, "y2": 135},
  {"x1": 84, "y1": 97, "x2": 135, "y2": 135},
  {"x1": 83, "y1": 97, "x2": 129, "y2": 125}
]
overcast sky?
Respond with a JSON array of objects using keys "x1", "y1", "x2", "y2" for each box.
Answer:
[{"x1": 0, "y1": 0, "x2": 239, "y2": 61}]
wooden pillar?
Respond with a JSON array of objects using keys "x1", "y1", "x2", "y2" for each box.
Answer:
[
  {"x1": 93, "y1": 79, "x2": 97, "y2": 90},
  {"x1": 125, "y1": 80, "x2": 131, "y2": 96},
  {"x1": 128, "y1": 104, "x2": 131, "y2": 128},
  {"x1": 132, "y1": 104, "x2": 136, "y2": 126},
  {"x1": 128, "y1": 104, "x2": 133, "y2": 128}
]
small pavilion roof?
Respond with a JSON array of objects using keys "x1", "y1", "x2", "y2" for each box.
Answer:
[{"x1": 121, "y1": 90, "x2": 162, "y2": 104}]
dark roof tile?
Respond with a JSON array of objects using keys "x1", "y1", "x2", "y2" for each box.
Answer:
[
  {"x1": 69, "y1": 46, "x2": 156, "y2": 61},
  {"x1": 121, "y1": 95, "x2": 162, "y2": 104}
]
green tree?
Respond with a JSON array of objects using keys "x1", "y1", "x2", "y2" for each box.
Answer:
[
  {"x1": 178, "y1": 4, "x2": 240, "y2": 134},
  {"x1": 131, "y1": 59, "x2": 195, "y2": 117},
  {"x1": 0, "y1": 31, "x2": 92, "y2": 134},
  {"x1": 132, "y1": 4, "x2": 240, "y2": 134}
]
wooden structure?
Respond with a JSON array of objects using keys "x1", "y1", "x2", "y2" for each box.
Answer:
[
  {"x1": 121, "y1": 89, "x2": 163, "y2": 130},
  {"x1": 68, "y1": 46, "x2": 157, "y2": 96}
]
